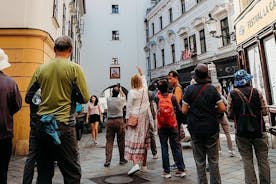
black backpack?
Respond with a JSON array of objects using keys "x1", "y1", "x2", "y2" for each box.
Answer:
[{"x1": 234, "y1": 88, "x2": 263, "y2": 138}]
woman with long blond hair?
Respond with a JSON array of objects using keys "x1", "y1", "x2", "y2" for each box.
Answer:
[
  {"x1": 125, "y1": 67, "x2": 151, "y2": 175},
  {"x1": 86, "y1": 95, "x2": 102, "y2": 144}
]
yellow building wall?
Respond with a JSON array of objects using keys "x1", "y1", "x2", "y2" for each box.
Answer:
[{"x1": 0, "y1": 29, "x2": 54, "y2": 156}]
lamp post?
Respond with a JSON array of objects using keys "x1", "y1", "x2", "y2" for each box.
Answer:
[{"x1": 205, "y1": 13, "x2": 236, "y2": 41}]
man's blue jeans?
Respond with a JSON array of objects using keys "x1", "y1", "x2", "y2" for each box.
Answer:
[
  {"x1": 191, "y1": 132, "x2": 221, "y2": 184},
  {"x1": 158, "y1": 127, "x2": 185, "y2": 173}
]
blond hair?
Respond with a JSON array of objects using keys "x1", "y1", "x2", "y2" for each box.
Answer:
[{"x1": 131, "y1": 74, "x2": 143, "y2": 89}]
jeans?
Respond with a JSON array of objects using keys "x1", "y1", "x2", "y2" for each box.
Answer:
[
  {"x1": 236, "y1": 133, "x2": 270, "y2": 184},
  {"x1": 35, "y1": 122, "x2": 81, "y2": 184},
  {"x1": 158, "y1": 127, "x2": 185, "y2": 173},
  {"x1": 23, "y1": 127, "x2": 37, "y2": 184},
  {"x1": 191, "y1": 132, "x2": 221, "y2": 184},
  {"x1": 0, "y1": 138, "x2": 12, "y2": 184},
  {"x1": 105, "y1": 118, "x2": 125, "y2": 162},
  {"x1": 149, "y1": 121, "x2": 157, "y2": 155}
]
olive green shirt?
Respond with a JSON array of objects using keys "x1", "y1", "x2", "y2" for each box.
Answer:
[{"x1": 27, "y1": 58, "x2": 90, "y2": 125}]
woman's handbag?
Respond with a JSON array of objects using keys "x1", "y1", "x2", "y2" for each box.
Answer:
[
  {"x1": 127, "y1": 115, "x2": 139, "y2": 127},
  {"x1": 127, "y1": 89, "x2": 144, "y2": 127}
]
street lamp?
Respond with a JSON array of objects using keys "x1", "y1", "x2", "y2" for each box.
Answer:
[{"x1": 205, "y1": 13, "x2": 236, "y2": 41}]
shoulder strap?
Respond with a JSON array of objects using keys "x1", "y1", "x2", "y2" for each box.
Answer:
[
  {"x1": 191, "y1": 83, "x2": 209, "y2": 102},
  {"x1": 234, "y1": 88, "x2": 253, "y2": 103}
]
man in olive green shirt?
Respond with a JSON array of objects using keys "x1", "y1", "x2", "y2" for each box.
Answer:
[{"x1": 26, "y1": 35, "x2": 89, "y2": 184}]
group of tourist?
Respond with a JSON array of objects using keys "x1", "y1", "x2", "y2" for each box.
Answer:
[{"x1": 0, "y1": 34, "x2": 271, "y2": 184}]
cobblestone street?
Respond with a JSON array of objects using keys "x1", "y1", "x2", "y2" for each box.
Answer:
[{"x1": 7, "y1": 126, "x2": 276, "y2": 184}]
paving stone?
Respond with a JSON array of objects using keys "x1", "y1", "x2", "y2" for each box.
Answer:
[{"x1": 7, "y1": 129, "x2": 276, "y2": 183}]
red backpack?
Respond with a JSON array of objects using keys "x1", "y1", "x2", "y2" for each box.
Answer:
[{"x1": 157, "y1": 93, "x2": 177, "y2": 128}]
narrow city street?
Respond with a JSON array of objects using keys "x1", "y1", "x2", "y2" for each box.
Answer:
[{"x1": 7, "y1": 127, "x2": 276, "y2": 184}]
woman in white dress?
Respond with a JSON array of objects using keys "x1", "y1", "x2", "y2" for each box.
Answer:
[{"x1": 125, "y1": 67, "x2": 151, "y2": 175}]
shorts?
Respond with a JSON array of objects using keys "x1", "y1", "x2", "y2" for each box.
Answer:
[{"x1": 89, "y1": 114, "x2": 100, "y2": 124}]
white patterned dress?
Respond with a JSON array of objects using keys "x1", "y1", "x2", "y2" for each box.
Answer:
[{"x1": 125, "y1": 75, "x2": 151, "y2": 162}]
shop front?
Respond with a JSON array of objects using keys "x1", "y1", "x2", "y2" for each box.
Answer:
[{"x1": 235, "y1": 0, "x2": 276, "y2": 124}]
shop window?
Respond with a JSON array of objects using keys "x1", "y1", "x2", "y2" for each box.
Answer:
[
  {"x1": 264, "y1": 36, "x2": 276, "y2": 103},
  {"x1": 247, "y1": 45, "x2": 266, "y2": 97}
]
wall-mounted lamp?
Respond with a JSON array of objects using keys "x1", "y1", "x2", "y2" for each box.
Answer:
[{"x1": 205, "y1": 13, "x2": 236, "y2": 41}]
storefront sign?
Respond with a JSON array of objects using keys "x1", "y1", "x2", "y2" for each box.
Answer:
[{"x1": 236, "y1": 0, "x2": 276, "y2": 44}]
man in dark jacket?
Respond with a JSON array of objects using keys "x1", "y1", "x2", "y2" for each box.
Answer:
[
  {"x1": 182, "y1": 63, "x2": 225, "y2": 184},
  {"x1": 227, "y1": 69, "x2": 270, "y2": 184},
  {"x1": 0, "y1": 48, "x2": 22, "y2": 184}
]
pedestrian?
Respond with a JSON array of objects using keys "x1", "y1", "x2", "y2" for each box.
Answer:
[
  {"x1": 168, "y1": 70, "x2": 186, "y2": 170},
  {"x1": 86, "y1": 95, "x2": 102, "y2": 144},
  {"x1": 0, "y1": 48, "x2": 22, "y2": 184},
  {"x1": 148, "y1": 91, "x2": 158, "y2": 160},
  {"x1": 25, "y1": 35, "x2": 90, "y2": 184},
  {"x1": 156, "y1": 79, "x2": 186, "y2": 178},
  {"x1": 215, "y1": 84, "x2": 235, "y2": 157},
  {"x1": 125, "y1": 67, "x2": 151, "y2": 175},
  {"x1": 227, "y1": 69, "x2": 270, "y2": 184},
  {"x1": 22, "y1": 89, "x2": 41, "y2": 184},
  {"x1": 104, "y1": 85, "x2": 128, "y2": 167},
  {"x1": 182, "y1": 63, "x2": 226, "y2": 184}
]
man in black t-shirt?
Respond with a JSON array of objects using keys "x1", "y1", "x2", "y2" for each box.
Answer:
[{"x1": 182, "y1": 64, "x2": 225, "y2": 184}]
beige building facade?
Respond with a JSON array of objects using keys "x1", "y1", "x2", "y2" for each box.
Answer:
[{"x1": 0, "y1": 0, "x2": 86, "y2": 155}]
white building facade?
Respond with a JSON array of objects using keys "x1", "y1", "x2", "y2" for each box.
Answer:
[
  {"x1": 145, "y1": 0, "x2": 238, "y2": 94},
  {"x1": 81, "y1": 0, "x2": 152, "y2": 96}
]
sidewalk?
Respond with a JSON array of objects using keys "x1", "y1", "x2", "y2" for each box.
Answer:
[{"x1": 8, "y1": 129, "x2": 276, "y2": 184}]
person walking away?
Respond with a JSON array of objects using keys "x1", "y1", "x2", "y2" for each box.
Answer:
[
  {"x1": 156, "y1": 79, "x2": 186, "y2": 178},
  {"x1": 23, "y1": 89, "x2": 41, "y2": 184},
  {"x1": 148, "y1": 91, "x2": 158, "y2": 160},
  {"x1": 0, "y1": 48, "x2": 22, "y2": 184},
  {"x1": 215, "y1": 84, "x2": 234, "y2": 157},
  {"x1": 25, "y1": 35, "x2": 90, "y2": 184},
  {"x1": 86, "y1": 95, "x2": 102, "y2": 144},
  {"x1": 125, "y1": 67, "x2": 151, "y2": 175},
  {"x1": 182, "y1": 63, "x2": 226, "y2": 184},
  {"x1": 104, "y1": 85, "x2": 128, "y2": 167},
  {"x1": 227, "y1": 69, "x2": 270, "y2": 184}
]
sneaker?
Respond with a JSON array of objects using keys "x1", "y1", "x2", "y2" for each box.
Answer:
[
  {"x1": 94, "y1": 140, "x2": 98, "y2": 145},
  {"x1": 161, "y1": 172, "x2": 171, "y2": 178},
  {"x1": 170, "y1": 163, "x2": 177, "y2": 171},
  {"x1": 229, "y1": 150, "x2": 235, "y2": 157},
  {"x1": 141, "y1": 166, "x2": 147, "y2": 172},
  {"x1": 153, "y1": 154, "x2": 158, "y2": 159},
  {"x1": 119, "y1": 159, "x2": 128, "y2": 165},
  {"x1": 104, "y1": 162, "x2": 110, "y2": 167},
  {"x1": 175, "y1": 170, "x2": 186, "y2": 178},
  {"x1": 128, "y1": 164, "x2": 140, "y2": 176}
]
